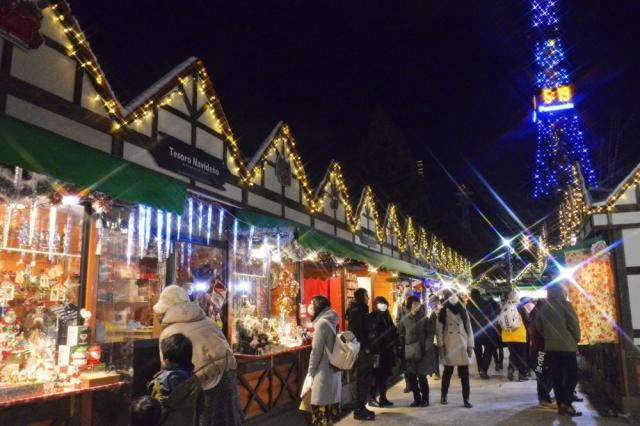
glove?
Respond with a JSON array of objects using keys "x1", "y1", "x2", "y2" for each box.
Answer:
[{"x1": 467, "y1": 347, "x2": 473, "y2": 358}]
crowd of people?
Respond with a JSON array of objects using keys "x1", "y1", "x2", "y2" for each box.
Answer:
[
  {"x1": 304, "y1": 282, "x2": 582, "y2": 424},
  {"x1": 125, "y1": 280, "x2": 581, "y2": 426}
]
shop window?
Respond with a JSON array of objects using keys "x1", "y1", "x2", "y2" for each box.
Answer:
[
  {"x1": 174, "y1": 242, "x2": 226, "y2": 330},
  {"x1": 95, "y1": 205, "x2": 165, "y2": 346},
  {"x1": 229, "y1": 228, "x2": 305, "y2": 355},
  {"x1": 0, "y1": 168, "x2": 85, "y2": 398}
]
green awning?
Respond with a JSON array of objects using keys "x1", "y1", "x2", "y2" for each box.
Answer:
[
  {"x1": 0, "y1": 114, "x2": 187, "y2": 214},
  {"x1": 237, "y1": 210, "x2": 430, "y2": 277}
]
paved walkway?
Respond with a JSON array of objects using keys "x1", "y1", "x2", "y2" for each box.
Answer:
[{"x1": 336, "y1": 368, "x2": 628, "y2": 426}]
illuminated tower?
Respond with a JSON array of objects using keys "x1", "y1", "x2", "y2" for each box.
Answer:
[{"x1": 531, "y1": 0, "x2": 597, "y2": 198}]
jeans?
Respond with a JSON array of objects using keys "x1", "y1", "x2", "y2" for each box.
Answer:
[
  {"x1": 354, "y1": 351, "x2": 374, "y2": 408},
  {"x1": 406, "y1": 373, "x2": 429, "y2": 403},
  {"x1": 473, "y1": 339, "x2": 497, "y2": 372},
  {"x1": 536, "y1": 370, "x2": 554, "y2": 401},
  {"x1": 507, "y1": 342, "x2": 528, "y2": 375},
  {"x1": 441, "y1": 365, "x2": 470, "y2": 402},
  {"x1": 548, "y1": 351, "x2": 578, "y2": 406}
]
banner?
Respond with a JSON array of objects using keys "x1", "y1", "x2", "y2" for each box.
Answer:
[{"x1": 562, "y1": 240, "x2": 619, "y2": 345}]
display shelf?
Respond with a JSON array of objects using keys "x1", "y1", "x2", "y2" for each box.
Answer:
[{"x1": 0, "y1": 381, "x2": 125, "y2": 409}]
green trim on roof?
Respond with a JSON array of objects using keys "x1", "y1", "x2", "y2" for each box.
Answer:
[
  {"x1": 0, "y1": 114, "x2": 187, "y2": 214},
  {"x1": 237, "y1": 210, "x2": 430, "y2": 277}
]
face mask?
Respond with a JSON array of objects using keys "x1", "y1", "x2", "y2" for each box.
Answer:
[
  {"x1": 448, "y1": 294, "x2": 459, "y2": 305},
  {"x1": 377, "y1": 303, "x2": 388, "y2": 312}
]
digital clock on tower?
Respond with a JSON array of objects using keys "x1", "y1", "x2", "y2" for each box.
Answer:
[{"x1": 536, "y1": 85, "x2": 574, "y2": 113}]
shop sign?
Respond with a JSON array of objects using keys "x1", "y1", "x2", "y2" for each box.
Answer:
[
  {"x1": 358, "y1": 233, "x2": 380, "y2": 250},
  {"x1": 0, "y1": 0, "x2": 44, "y2": 50},
  {"x1": 151, "y1": 135, "x2": 229, "y2": 189}
]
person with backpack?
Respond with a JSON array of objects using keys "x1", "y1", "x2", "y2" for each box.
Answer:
[
  {"x1": 303, "y1": 295, "x2": 342, "y2": 425},
  {"x1": 536, "y1": 283, "x2": 582, "y2": 417},
  {"x1": 398, "y1": 296, "x2": 436, "y2": 407},
  {"x1": 499, "y1": 291, "x2": 529, "y2": 382},
  {"x1": 153, "y1": 285, "x2": 243, "y2": 426},
  {"x1": 368, "y1": 296, "x2": 397, "y2": 408},
  {"x1": 347, "y1": 288, "x2": 376, "y2": 421},
  {"x1": 527, "y1": 299, "x2": 555, "y2": 410},
  {"x1": 466, "y1": 289, "x2": 500, "y2": 380},
  {"x1": 149, "y1": 333, "x2": 202, "y2": 425},
  {"x1": 436, "y1": 289, "x2": 474, "y2": 408}
]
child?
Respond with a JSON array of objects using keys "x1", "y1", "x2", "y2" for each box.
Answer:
[
  {"x1": 130, "y1": 396, "x2": 161, "y2": 426},
  {"x1": 151, "y1": 333, "x2": 195, "y2": 397},
  {"x1": 149, "y1": 333, "x2": 202, "y2": 425}
]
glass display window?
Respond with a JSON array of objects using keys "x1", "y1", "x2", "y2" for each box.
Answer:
[
  {"x1": 0, "y1": 166, "x2": 85, "y2": 397},
  {"x1": 95, "y1": 204, "x2": 166, "y2": 348},
  {"x1": 228, "y1": 226, "x2": 304, "y2": 355}
]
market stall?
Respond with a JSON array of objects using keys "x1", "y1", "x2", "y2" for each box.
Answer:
[{"x1": 227, "y1": 219, "x2": 313, "y2": 420}]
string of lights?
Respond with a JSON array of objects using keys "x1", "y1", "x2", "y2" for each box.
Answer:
[{"x1": 48, "y1": 1, "x2": 472, "y2": 277}]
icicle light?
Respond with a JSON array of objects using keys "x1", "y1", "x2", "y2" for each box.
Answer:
[
  {"x1": 48, "y1": 206, "x2": 57, "y2": 260},
  {"x1": 127, "y1": 211, "x2": 135, "y2": 265},
  {"x1": 218, "y1": 208, "x2": 224, "y2": 237},
  {"x1": 166, "y1": 212, "x2": 172, "y2": 256},
  {"x1": 206, "y1": 205, "x2": 212, "y2": 244},
  {"x1": 188, "y1": 198, "x2": 193, "y2": 240},
  {"x1": 157, "y1": 210, "x2": 164, "y2": 260}
]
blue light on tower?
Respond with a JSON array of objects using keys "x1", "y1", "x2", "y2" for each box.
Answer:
[{"x1": 531, "y1": 0, "x2": 597, "y2": 197}]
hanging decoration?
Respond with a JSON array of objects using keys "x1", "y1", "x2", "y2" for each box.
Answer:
[
  {"x1": 165, "y1": 212, "x2": 172, "y2": 256},
  {"x1": 206, "y1": 204, "x2": 212, "y2": 245},
  {"x1": 233, "y1": 219, "x2": 238, "y2": 256},
  {"x1": 48, "y1": 206, "x2": 57, "y2": 260},
  {"x1": 62, "y1": 209, "x2": 72, "y2": 256},
  {"x1": 138, "y1": 205, "x2": 146, "y2": 258},
  {"x1": 157, "y1": 210, "x2": 164, "y2": 260},
  {"x1": 218, "y1": 209, "x2": 224, "y2": 238},
  {"x1": 126, "y1": 211, "x2": 134, "y2": 265},
  {"x1": 198, "y1": 202, "x2": 203, "y2": 236}
]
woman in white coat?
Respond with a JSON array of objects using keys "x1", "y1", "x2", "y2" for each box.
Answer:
[
  {"x1": 436, "y1": 289, "x2": 474, "y2": 408},
  {"x1": 153, "y1": 285, "x2": 243, "y2": 426},
  {"x1": 304, "y1": 295, "x2": 342, "y2": 425}
]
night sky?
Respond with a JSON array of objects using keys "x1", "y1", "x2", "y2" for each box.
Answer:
[{"x1": 68, "y1": 0, "x2": 640, "y2": 264}]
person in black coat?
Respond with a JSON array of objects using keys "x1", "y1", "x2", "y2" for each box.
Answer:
[
  {"x1": 368, "y1": 296, "x2": 398, "y2": 407},
  {"x1": 489, "y1": 297, "x2": 504, "y2": 371},
  {"x1": 346, "y1": 288, "x2": 376, "y2": 421},
  {"x1": 467, "y1": 289, "x2": 500, "y2": 379}
]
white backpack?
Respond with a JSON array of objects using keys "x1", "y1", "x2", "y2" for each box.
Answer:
[
  {"x1": 322, "y1": 320, "x2": 360, "y2": 371},
  {"x1": 500, "y1": 303, "x2": 523, "y2": 331}
]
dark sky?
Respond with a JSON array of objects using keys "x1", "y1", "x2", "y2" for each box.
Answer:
[{"x1": 68, "y1": 0, "x2": 640, "y2": 263}]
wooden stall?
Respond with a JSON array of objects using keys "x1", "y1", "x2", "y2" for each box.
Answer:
[{"x1": 236, "y1": 346, "x2": 310, "y2": 421}]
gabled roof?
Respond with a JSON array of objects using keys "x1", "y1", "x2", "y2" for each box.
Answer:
[{"x1": 43, "y1": 1, "x2": 473, "y2": 276}]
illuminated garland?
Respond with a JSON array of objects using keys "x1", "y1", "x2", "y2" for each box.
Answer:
[
  {"x1": 558, "y1": 165, "x2": 586, "y2": 247},
  {"x1": 47, "y1": 1, "x2": 473, "y2": 275}
]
